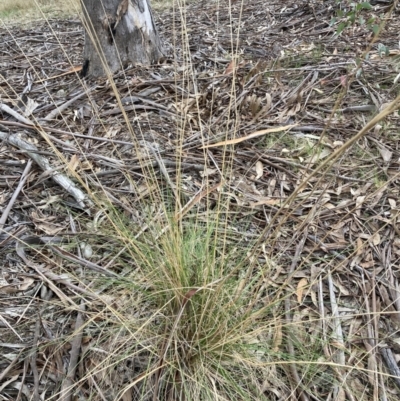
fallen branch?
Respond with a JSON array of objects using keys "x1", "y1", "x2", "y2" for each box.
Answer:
[
  {"x1": 380, "y1": 347, "x2": 400, "y2": 389},
  {"x1": 0, "y1": 103, "x2": 35, "y2": 126},
  {"x1": 43, "y1": 88, "x2": 94, "y2": 121},
  {"x1": 0, "y1": 131, "x2": 93, "y2": 210},
  {"x1": 15, "y1": 238, "x2": 112, "y2": 302},
  {"x1": 0, "y1": 159, "x2": 32, "y2": 228},
  {"x1": 60, "y1": 302, "x2": 86, "y2": 401}
]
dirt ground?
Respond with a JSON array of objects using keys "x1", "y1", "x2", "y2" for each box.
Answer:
[{"x1": 1, "y1": 0, "x2": 400, "y2": 399}]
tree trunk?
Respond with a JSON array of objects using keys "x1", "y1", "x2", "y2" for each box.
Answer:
[{"x1": 81, "y1": 0, "x2": 163, "y2": 77}]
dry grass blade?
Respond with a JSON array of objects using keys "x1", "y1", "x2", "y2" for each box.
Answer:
[{"x1": 201, "y1": 124, "x2": 297, "y2": 148}]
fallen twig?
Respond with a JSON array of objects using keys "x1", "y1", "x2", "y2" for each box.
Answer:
[
  {"x1": 0, "y1": 131, "x2": 93, "y2": 210},
  {"x1": 0, "y1": 159, "x2": 32, "y2": 228},
  {"x1": 284, "y1": 232, "x2": 310, "y2": 401},
  {"x1": 60, "y1": 302, "x2": 86, "y2": 401},
  {"x1": 30, "y1": 318, "x2": 40, "y2": 401},
  {"x1": 43, "y1": 87, "x2": 95, "y2": 121},
  {"x1": 0, "y1": 103, "x2": 35, "y2": 126},
  {"x1": 380, "y1": 347, "x2": 400, "y2": 389}
]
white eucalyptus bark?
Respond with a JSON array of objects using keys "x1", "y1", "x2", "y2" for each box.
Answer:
[{"x1": 81, "y1": 0, "x2": 163, "y2": 77}]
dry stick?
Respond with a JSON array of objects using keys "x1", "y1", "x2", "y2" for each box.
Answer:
[
  {"x1": 319, "y1": 275, "x2": 356, "y2": 401},
  {"x1": 49, "y1": 245, "x2": 119, "y2": 278},
  {"x1": 362, "y1": 277, "x2": 380, "y2": 396},
  {"x1": 380, "y1": 348, "x2": 400, "y2": 389},
  {"x1": 1, "y1": 104, "x2": 95, "y2": 210},
  {"x1": 284, "y1": 233, "x2": 310, "y2": 401},
  {"x1": 372, "y1": 268, "x2": 380, "y2": 400},
  {"x1": 327, "y1": 270, "x2": 345, "y2": 366},
  {"x1": 15, "y1": 240, "x2": 80, "y2": 308},
  {"x1": 0, "y1": 103, "x2": 34, "y2": 126},
  {"x1": 0, "y1": 131, "x2": 93, "y2": 210},
  {"x1": 15, "y1": 237, "x2": 106, "y2": 302},
  {"x1": 43, "y1": 88, "x2": 95, "y2": 121},
  {"x1": 0, "y1": 120, "x2": 135, "y2": 147},
  {"x1": 0, "y1": 349, "x2": 24, "y2": 382},
  {"x1": 0, "y1": 159, "x2": 32, "y2": 228},
  {"x1": 327, "y1": 270, "x2": 348, "y2": 399},
  {"x1": 60, "y1": 302, "x2": 86, "y2": 401},
  {"x1": 30, "y1": 318, "x2": 41, "y2": 401},
  {"x1": 149, "y1": 146, "x2": 183, "y2": 210}
]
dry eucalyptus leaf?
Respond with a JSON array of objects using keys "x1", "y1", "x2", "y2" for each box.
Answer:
[
  {"x1": 305, "y1": 147, "x2": 331, "y2": 164},
  {"x1": 297, "y1": 278, "x2": 308, "y2": 303},
  {"x1": 23, "y1": 97, "x2": 39, "y2": 117},
  {"x1": 378, "y1": 146, "x2": 392, "y2": 163},
  {"x1": 68, "y1": 154, "x2": 80, "y2": 173},
  {"x1": 80, "y1": 242, "x2": 93, "y2": 259},
  {"x1": 255, "y1": 161, "x2": 263, "y2": 180},
  {"x1": 369, "y1": 233, "x2": 381, "y2": 246},
  {"x1": 200, "y1": 168, "x2": 217, "y2": 177}
]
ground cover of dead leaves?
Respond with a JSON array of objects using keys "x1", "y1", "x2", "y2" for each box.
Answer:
[{"x1": 1, "y1": 0, "x2": 400, "y2": 400}]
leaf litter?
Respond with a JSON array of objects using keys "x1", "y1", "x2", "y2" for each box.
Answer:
[{"x1": 1, "y1": 0, "x2": 400, "y2": 399}]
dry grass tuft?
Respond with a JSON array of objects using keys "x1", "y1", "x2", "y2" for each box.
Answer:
[
  {"x1": 0, "y1": 0, "x2": 177, "y2": 23},
  {"x1": 0, "y1": 0, "x2": 80, "y2": 23}
]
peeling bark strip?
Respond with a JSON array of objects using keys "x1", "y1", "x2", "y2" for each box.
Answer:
[{"x1": 81, "y1": 0, "x2": 163, "y2": 77}]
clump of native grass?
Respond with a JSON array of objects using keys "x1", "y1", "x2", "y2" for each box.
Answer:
[
  {"x1": 0, "y1": 0, "x2": 80, "y2": 23},
  {"x1": 81, "y1": 206, "x2": 283, "y2": 400},
  {"x1": 0, "y1": 0, "x2": 187, "y2": 23}
]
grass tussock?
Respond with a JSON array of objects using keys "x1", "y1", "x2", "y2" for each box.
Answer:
[
  {"x1": 1, "y1": 0, "x2": 400, "y2": 400},
  {"x1": 0, "y1": 0, "x2": 80, "y2": 22},
  {"x1": 0, "y1": 0, "x2": 179, "y2": 23}
]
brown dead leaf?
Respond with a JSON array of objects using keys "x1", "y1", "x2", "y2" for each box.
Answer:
[
  {"x1": 202, "y1": 124, "x2": 296, "y2": 148},
  {"x1": 297, "y1": 278, "x2": 308, "y2": 303},
  {"x1": 36, "y1": 222, "x2": 64, "y2": 235},
  {"x1": 0, "y1": 276, "x2": 34, "y2": 294},
  {"x1": 224, "y1": 60, "x2": 235, "y2": 75},
  {"x1": 250, "y1": 198, "x2": 282, "y2": 208},
  {"x1": 356, "y1": 238, "x2": 364, "y2": 255},
  {"x1": 68, "y1": 154, "x2": 80, "y2": 173},
  {"x1": 176, "y1": 182, "x2": 223, "y2": 220},
  {"x1": 272, "y1": 318, "x2": 282, "y2": 352},
  {"x1": 121, "y1": 387, "x2": 132, "y2": 401}
]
